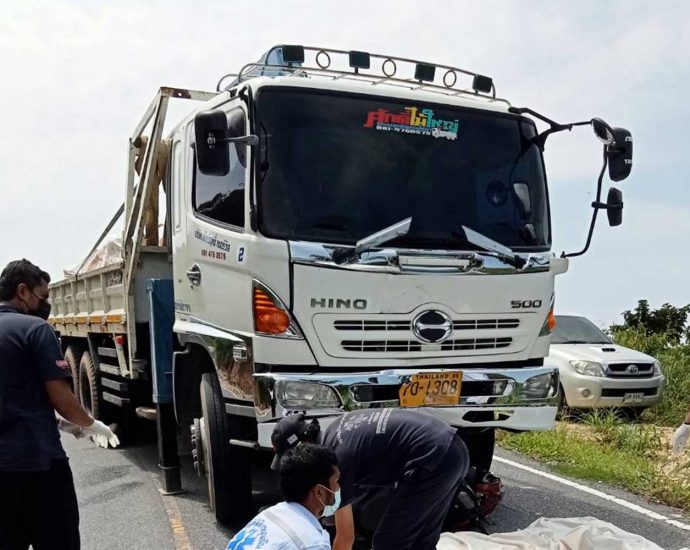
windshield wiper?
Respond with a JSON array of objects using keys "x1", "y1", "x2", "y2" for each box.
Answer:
[
  {"x1": 333, "y1": 217, "x2": 412, "y2": 264},
  {"x1": 460, "y1": 226, "x2": 526, "y2": 269}
]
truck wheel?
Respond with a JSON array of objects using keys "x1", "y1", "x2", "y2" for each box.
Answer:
[
  {"x1": 64, "y1": 345, "x2": 82, "y2": 393},
  {"x1": 199, "y1": 373, "x2": 252, "y2": 526},
  {"x1": 79, "y1": 351, "x2": 102, "y2": 419}
]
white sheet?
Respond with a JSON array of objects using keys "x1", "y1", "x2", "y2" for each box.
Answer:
[{"x1": 438, "y1": 517, "x2": 664, "y2": 550}]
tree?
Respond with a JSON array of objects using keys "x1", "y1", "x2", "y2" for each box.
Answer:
[{"x1": 611, "y1": 300, "x2": 690, "y2": 344}]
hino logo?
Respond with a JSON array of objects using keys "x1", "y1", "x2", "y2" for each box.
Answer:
[
  {"x1": 626, "y1": 364, "x2": 639, "y2": 374},
  {"x1": 412, "y1": 310, "x2": 453, "y2": 344},
  {"x1": 310, "y1": 298, "x2": 367, "y2": 310}
]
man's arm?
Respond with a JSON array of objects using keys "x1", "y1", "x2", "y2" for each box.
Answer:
[
  {"x1": 45, "y1": 379, "x2": 93, "y2": 427},
  {"x1": 333, "y1": 504, "x2": 355, "y2": 550}
]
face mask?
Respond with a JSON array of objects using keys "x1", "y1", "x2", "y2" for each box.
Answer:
[
  {"x1": 27, "y1": 292, "x2": 51, "y2": 320},
  {"x1": 318, "y1": 485, "x2": 341, "y2": 518}
]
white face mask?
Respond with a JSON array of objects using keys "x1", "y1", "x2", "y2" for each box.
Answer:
[{"x1": 318, "y1": 485, "x2": 341, "y2": 517}]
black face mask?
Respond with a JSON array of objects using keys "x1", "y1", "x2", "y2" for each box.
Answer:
[
  {"x1": 32, "y1": 300, "x2": 52, "y2": 321},
  {"x1": 27, "y1": 292, "x2": 52, "y2": 321}
]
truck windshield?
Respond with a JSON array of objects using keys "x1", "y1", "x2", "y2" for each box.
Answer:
[
  {"x1": 552, "y1": 316, "x2": 613, "y2": 345},
  {"x1": 255, "y1": 89, "x2": 550, "y2": 251}
]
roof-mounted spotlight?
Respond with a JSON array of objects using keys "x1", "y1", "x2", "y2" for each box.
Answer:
[
  {"x1": 472, "y1": 75, "x2": 493, "y2": 94},
  {"x1": 281, "y1": 45, "x2": 305, "y2": 65},
  {"x1": 349, "y1": 50, "x2": 370, "y2": 74},
  {"x1": 414, "y1": 63, "x2": 436, "y2": 83}
]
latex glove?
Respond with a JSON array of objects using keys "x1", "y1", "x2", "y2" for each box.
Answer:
[
  {"x1": 672, "y1": 424, "x2": 690, "y2": 455},
  {"x1": 57, "y1": 418, "x2": 85, "y2": 439},
  {"x1": 82, "y1": 420, "x2": 121, "y2": 449}
]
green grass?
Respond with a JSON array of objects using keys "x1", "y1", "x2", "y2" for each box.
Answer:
[{"x1": 499, "y1": 412, "x2": 690, "y2": 513}]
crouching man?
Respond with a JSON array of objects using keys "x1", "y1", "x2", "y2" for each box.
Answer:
[
  {"x1": 226, "y1": 444, "x2": 339, "y2": 550},
  {"x1": 271, "y1": 410, "x2": 470, "y2": 550}
]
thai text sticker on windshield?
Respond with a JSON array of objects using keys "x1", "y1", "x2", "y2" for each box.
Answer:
[{"x1": 364, "y1": 106, "x2": 459, "y2": 140}]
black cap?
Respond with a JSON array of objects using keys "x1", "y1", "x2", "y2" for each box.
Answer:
[{"x1": 270, "y1": 414, "x2": 320, "y2": 470}]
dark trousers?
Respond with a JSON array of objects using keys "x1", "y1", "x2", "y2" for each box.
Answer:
[
  {"x1": 371, "y1": 435, "x2": 469, "y2": 550},
  {"x1": 0, "y1": 459, "x2": 80, "y2": 550}
]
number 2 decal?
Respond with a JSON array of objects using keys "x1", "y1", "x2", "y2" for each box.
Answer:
[{"x1": 237, "y1": 246, "x2": 246, "y2": 263}]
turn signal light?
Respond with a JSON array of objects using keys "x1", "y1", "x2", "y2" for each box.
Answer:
[
  {"x1": 547, "y1": 310, "x2": 557, "y2": 332},
  {"x1": 254, "y1": 288, "x2": 291, "y2": 334}
]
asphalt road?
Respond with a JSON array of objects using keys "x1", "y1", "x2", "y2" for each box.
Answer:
[{"x1": 63, "y1": 435, "x2": 690, "y2": 550}]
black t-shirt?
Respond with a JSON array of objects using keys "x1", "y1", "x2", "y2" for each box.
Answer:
[
  {"x1": 0, "y1": 304, "x2": 71, "y2": 471},
  {"x1": 321, "y1": 409, "x2": 456, "y2": 506}
]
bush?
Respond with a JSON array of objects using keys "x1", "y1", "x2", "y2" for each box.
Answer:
[{"x1": 610, "y1": 328, "x2": 690, "y2": 426}]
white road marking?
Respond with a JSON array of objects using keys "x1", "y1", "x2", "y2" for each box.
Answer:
[{"x1": 494, "y1": 456, "x2": 690, "y2": 533}]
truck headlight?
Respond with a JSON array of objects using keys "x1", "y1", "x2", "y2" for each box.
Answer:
[
  {"x1": 652, "y1": 361, "x2": 662, "y2": 376},
  {"x1": 521, "y1": 372, "x2": 558, "y2": 399},
  {"x1": 569, "y1": 360, "x2": 605, "y2": 377},
  {"x1": 276, "y1": 381, "x2": 341, "y2": 410}
]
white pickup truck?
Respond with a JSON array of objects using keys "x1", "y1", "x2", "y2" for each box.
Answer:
[{"x1": 48, "y1": 45, "x2": 633, "y2": 524}]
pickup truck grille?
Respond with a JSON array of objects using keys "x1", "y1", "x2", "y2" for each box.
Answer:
[
  {"x1": 606, "y1": 362, "x2": 655, "y2": 378},
  {"x1": 341, "y1": 337, "x2": 512, "y2": 353}
]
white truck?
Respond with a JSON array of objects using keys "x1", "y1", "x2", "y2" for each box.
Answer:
[{"x1": 48, "y1": 45, "x2": 633, "y2": 524}]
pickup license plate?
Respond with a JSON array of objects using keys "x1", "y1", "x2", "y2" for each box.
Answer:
[
  {"x1": 399, "y1": 371, "x2": 463, "y2": 407},
  {"x1": 623, "y1": 392, "x2": 644, "y2": 404}
]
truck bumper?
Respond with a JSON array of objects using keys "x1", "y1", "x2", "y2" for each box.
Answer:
[{"x1": 253, "y1": 366, "x2": 560, "y2": 447}]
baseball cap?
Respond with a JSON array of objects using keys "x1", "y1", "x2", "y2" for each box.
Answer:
[{"x1": 270, "y1": 413, "x2": 321, "y2": 470}]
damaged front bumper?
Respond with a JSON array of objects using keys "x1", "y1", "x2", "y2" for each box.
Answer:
[{"x1": 254, "y1": 366, "x2": 560, "y2": 446}]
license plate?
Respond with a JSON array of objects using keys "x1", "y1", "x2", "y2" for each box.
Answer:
[
  {"x1": 623, "y1": 392, "x2": 644, "y2": 404},
  {"x1": 399, "y1": 371, "x2": 463, "y2": 407}
]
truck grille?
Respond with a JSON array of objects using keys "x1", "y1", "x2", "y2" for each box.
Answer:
[
  {"x1": 334, "y1": 318, "x2": 519, "y2": 332},
  {"x1": 341, "y1": 337, "x2": 512, "y2": 353},
  {"x1": 606, "y1": 362, "x2": 655, "y2": 378}
]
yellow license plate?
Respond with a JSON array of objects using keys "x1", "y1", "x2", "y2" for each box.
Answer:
[{"x1": 399, "y1": 371, "x2": 463, "y2": 407}]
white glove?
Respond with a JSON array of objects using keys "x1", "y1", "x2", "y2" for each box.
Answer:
[
  {"x1": 57, "y1": 418, "x2": 85, "y2": 439},
  {"x1": 672, "y1": 424, "x2": 690, "y2": 455},
  {"x1": 82, "y1": 420, "x2": 121, "y2": 449}
]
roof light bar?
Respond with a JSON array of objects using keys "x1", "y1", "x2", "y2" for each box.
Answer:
[{"x1": 227, "y1": 45, "x2": 499, "y2": 100}]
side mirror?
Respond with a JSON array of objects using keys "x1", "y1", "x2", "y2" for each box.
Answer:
[
  {"x1": 607, "y1": 128, "x2": 633, "y2": 182},
  {"x1": 606, "y1": 187, "x2": 623, "y2": 227},
  {"x1": 194, "y1": 110, "x2": 230, "y2": 176}
]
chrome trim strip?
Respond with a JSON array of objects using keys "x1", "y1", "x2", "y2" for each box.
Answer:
[{"x1": 288, "y1": 241, "x2": 551, "y2": 275}]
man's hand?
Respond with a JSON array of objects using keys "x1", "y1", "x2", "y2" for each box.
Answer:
[
  {"x1": 57, "y1": 417, "x2": 84, "y2": 439},
  {"x1": 82, "y1": 420, "x2": 120, "y2": 449},
  {"x1": 672, "y1": 423, "x2": 690, "y2": 455}
]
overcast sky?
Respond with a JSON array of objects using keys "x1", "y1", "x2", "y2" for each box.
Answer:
[{"x1": 1, "y1": 0, "x2": 688, "y2": 327}]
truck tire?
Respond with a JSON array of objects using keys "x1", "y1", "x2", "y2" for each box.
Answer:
[
  {"x1": 64, "y1": 345, "x2": 82, "y2": 393},
  {"x1": 79, "y1": 351, "x2": 102, "y2": 419},
  {"x1": 199, "y1": 373, "x2": 252, "y2": 526}
]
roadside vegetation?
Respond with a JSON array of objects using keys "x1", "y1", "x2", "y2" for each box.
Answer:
[{"x1": 499, "y1": 301, "x2": 690, "y2": 513}]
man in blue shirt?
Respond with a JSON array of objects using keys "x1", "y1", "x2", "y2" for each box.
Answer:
[
  {"x1": 226, "y1": 444, "x2": 339, "y2": 550},
  {"x1": 0, "y1": 259, "x2": 119, "y2": 550}
]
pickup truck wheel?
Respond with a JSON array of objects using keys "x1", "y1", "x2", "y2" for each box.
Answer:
[
  {"x1": 64, "y1": 346, "x2": 83, "y2": 393},
  {"x1": 619, "y1": 407, "x2": 646, "y2": 421},
  {"x1": 200, "y1": 373, "x2": 252, "y2": 526},
  {"x1": 79, "y1": 351, "x2": 102, "y2": 419},
  {"x1": 556, "y1": 384, "x2": 572, "y2": 420}
]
